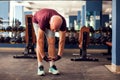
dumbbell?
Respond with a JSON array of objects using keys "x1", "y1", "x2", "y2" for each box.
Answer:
[
  {"x1": 10, "y1": 37, "x2": 17, "y2": 44},
  {"x1": 0, "y1": 36, "x2": 5, "y2": 43},
  {"x1": 6, "y1": 26, "x2": 12, "y2": 31},
  {"x1": 4, "y1": 37, "x2": 11, "y2": 43},
  {"x1": 12, "y1": 26, "x2": 18, "y2": 31},
  {"x1": 18, "y1": 26, "x2": 25, "y2": 32},
  {"x1": 16, "y1": 37, "x2": 22, "y2": 43}
]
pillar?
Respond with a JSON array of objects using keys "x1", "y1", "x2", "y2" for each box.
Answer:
[
  {"x1": 101, "y1": 14, "x2": 109, "y2": 27},
  {"x1": 81, "y1": 5, "x2": 86, "y2": 27},
  {"x1": 86, "y1": 0, "x2": 102, "y2": 30},
  {"x1": 14, "y1": 5, "x2": 24, "y2": 26},
  {"x1": 77, "y1": 11, "x2": 81, "y2": 30},
  {"x1": 0, "y1": 1, "x2": 10, "y2": 26},
  {"x1": 69, "y1": 16, "x2": 77, "y2": 29},
  {"x1": 111, "y1": 0, "x2": 120, "y2": 73}
]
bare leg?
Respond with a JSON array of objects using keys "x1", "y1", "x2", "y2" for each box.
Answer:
[
  {"x1": 47, "y1": 37, "x2": 56, "y2": 59},
  {"x1": 36, "y1": 44, "x2": 42, "y2": 62},
  {"x1": 33, "y1": 23, "x2": 45, "y2": 76},
  {"x1": 36, "y1": 28, "x2": 46, "y2": 61},
  {"x1": 47, "y1": 37, "x2": 56, "y2": 68}
]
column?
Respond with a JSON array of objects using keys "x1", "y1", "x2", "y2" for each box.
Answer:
[
  {"x1": 81, "y1": 5, "x2": 86, "y2": 27},
  {"x1": 0, "y1": 1, "x2": 10, "y2": 26},
  {"x1": 86, "y1": 0, "x2": 102, "y2": 30},
  {"x1": 14, "y1": 6, "x2": 24, "y2": 26},
  {"x1": 76, "y1": 11, "x2": 81, "y2": 30},
  {"x1": 69, "y1": 16, "x2": 77, "y2": 29},
  {"x1": 111, "y1": 0, "x2": 120, "y2": 73},
  {"x1": 101, "y1": 14, "x2": 109, "y2": 27}
]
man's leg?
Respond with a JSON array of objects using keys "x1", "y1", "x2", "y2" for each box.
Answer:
[
  {"x1": 33, "y1": 23, "x2": 43, "y2": 62},
  {"x1": 33, "y1": 23, "x2": 45, "y2": 76},
  {"x1": 45, "y1": 29, "x2": 59, "y2": 75},
  {"x1": 47, "y1": 37, "x2": 56, "y2": 59}
]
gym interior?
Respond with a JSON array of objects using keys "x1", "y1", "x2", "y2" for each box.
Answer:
[{"x1": 0, "y1": 0, "x2": 120, "y2": 80}]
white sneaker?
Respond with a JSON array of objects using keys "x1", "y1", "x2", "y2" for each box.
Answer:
[
  {"x1": 37, "y1": 66, "x2": 45, "y2": 76},
  {"x1": 49, "y1": 65, "x2": 59, "y2": 75}
]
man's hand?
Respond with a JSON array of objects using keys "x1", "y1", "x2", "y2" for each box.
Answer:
[
  {"x1": 43, "y1": 56, "x2": 51, "y2": 62},
  {"x1": 53, "y1": 55, "x2": 61, "y2": 61}
]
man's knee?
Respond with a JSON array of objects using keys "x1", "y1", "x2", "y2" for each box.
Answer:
[{"x1": 47, "y1": 37, "x2": 55, "y2": 45}]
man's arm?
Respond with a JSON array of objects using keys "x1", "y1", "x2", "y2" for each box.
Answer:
[{"x1": 58, "y1": 31, "x2": 66, "y2": 56}]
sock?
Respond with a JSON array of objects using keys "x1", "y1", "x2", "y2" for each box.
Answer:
[
  {"x1": 38, "y1": 62, "x2": 43, "y2": 67},
  {"x1": 49, "y1": 61, "x2": 54, "y2": 67}
]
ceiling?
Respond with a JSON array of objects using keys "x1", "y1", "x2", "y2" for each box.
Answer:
[{"x1": 14, "y1": 1, "x2": 112, "y2": 16}]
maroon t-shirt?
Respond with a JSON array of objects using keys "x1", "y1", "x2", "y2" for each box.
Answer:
[{"x1": 33, "y1": 8, "x2": 66, "y2": 31}]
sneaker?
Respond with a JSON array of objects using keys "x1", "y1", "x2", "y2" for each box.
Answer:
[
  {"x1": 49, "y1": 65, "x2": 59, "y2": 75},
  {"x1": 37, "y1": 66, "x2": 45, "y2": 76}
]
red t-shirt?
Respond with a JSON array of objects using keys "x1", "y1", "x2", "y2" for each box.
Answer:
[{"x1": 32, "y1": 8, "x2": 66, "y2": 31}]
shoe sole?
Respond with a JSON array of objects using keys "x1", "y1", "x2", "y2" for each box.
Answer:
[
  {"x1": 37, "y1": 72, "x2": 45, "y2": 76},
  {"x1": 49, "y1": 71, "x2": 60, "y2": 75},
  {"x1": 38, "y1": 73, "x2": 45, "y2": 76}
]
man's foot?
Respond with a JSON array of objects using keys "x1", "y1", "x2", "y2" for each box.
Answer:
[
  {"x1": 38, "y1": 66, "x2": 45, "y2": 76},
  {"x1": 49, "y1": 65, "x2": 59, "y2": 75}
]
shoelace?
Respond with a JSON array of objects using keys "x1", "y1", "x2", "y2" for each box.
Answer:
[
  {"x1": 52, "y1": 65, "x2": 57, "y2": 70},
  {"x1": 39, "y1": 66, "x2": 44, "y2": 70}
]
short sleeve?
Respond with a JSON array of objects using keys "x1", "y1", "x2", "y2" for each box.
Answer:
[
  {"x1": 38, "y1": 19, "x2": 45, "y2": 31},
  {"x1": 60, "y1": 18, "x2": 66, "y2": 31}
]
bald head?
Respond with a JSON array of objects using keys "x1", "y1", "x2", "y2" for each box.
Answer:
[{"x1": 49, "y1": 15, "x2": 63, "y2": 32}]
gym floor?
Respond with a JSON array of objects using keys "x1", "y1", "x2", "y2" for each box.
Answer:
[{"x1": 0, "y1": 48, "x2": 120, "y2": 80}]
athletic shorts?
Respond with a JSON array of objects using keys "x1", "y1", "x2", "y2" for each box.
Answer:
[{"x1": 33, "y1": 23, "x2": 55, "y2": 39}]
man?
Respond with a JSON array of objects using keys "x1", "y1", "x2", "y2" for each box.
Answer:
[{"x1": 32, "y1": 8, "x2": 66, "y2": 76}]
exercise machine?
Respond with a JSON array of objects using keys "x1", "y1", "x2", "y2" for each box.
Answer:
[
  {"x1": 13, "y1": 15, "x2": 36, "y2": 59},
  {"x1": 71, "y1": 26, "x2": 98, "y2": 61}
]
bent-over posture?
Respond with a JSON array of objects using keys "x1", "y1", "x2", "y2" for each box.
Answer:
[{"x1": 32, "y1": 8, "x2": 66, "y2": 76}]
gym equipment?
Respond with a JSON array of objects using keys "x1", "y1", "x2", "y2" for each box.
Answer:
[
  {"x1": 6, "y1": 26, "x2": 12, "y2": 31},
  {"x1": 12, "y1": 26, "x2": 18, "y2": 31},
  {"x1": 71, "y1": 26, "x2": 98, "y2": 61},
  {"x1": 105, "y1": 42, "x2": 112, "y2": 60},
  {"x1": 10, "y1": 37, "x2": 17, "y2": 44},
  {"x1": 89, "y1": 26, "x2": 95, "y2": 33},
  {"x1": 0, "y1": 36, "x2": 4, "y2": 43},
  {"x1": 16, "y1": 36, "x2": 22, "y2": 43},
  {"x1": 18, "y1": 26, "x2": 25, "y2": 32},
  {"x1": 21, "y1": 36, "x2": 25, "y2": 43},
  {"x1": 10, "y1": 36, "x2": 22, "y2": 44},
  {"x1": 13, "y1": 15, "x2": 36, "y2": 59},
  {"x1": 69, "y1": 28, "x2": 78, "y2": 45},
  {"x1": 89, "y1": 26, "x2": 112, "y2": 45},
  {"x1": 0, "y1": 27, "x2": 5, "y2": 32},
  {"x1": 4, "y1": 36, "x2": 11, "y2": 43},
  {"x1": 15, "y1": 19, "x2": 21, "y2": 27}
]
